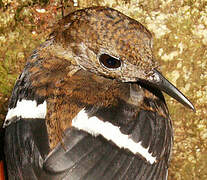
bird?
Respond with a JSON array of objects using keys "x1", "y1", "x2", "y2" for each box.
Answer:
[{"x1": 3, "y1": 6, "x2": 195, "y2": 180}]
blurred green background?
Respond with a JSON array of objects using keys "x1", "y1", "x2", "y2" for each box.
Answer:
[{"x1": 0, "y1": 0, "x2": 206, "y2": 179}]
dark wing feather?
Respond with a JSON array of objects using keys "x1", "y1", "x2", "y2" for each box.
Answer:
[
  {"x1": 5, "y1": 104, "x2": 171, "y2": 180},
  {"x1": 44, "y1": 129, "x2": 169, "y2": 180},
  {"x1": 5, "y1": 118, "x2": 46, "y2": 180}
]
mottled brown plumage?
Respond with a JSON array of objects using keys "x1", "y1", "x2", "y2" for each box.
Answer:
[
  {"x1": 4, "y1": 6, "x2": 194, "y2": 180},
  {"x1": 26, "y1": 7, "x2": 160, "y2": 148},
  {"x1": 50, "y1": 7, "x2": 156, "y2": 80}
]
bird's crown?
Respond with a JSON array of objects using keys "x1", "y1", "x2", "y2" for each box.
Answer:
[{"x1": 49, "y1": 6, "x2": 157, "y2": 82}]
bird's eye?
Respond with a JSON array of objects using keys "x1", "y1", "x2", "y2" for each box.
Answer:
[{"x1": 99, "y1": 54, "x2": 121, "y2": 69}]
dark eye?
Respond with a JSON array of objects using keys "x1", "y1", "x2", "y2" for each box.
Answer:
[{"x1": 99, "y1": 54, "x2": 121, "y2": 69}]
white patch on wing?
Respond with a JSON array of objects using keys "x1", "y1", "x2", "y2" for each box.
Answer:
[
  {"x1": 72, "y1": 109, "x2": 156, "y2": 164},
  {"x1": 3, "y1": 99, "x2": 47, "y2": 128},
  {"x1": 73, "y1": 0, "x2": 78, "y2": 6}
]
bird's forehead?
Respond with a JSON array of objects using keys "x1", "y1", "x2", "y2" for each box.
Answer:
[{"x1": 60, "y1": 7, "x2": 156, "y2": 69}]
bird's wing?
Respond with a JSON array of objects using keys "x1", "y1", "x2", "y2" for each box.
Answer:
[
  {"x1": 5, "y1": 89, "x2": 172, "y2": 180},
  {"x1": 43, "y1": 95, "x2": 173, "y2": 180},
  {"x1": 4, "y1": 45, "x2": 172, "y2": 180}
]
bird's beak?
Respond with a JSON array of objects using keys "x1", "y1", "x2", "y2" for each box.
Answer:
[{"x1": 146, "y1": 69, "x2": 195, "y2": 111}]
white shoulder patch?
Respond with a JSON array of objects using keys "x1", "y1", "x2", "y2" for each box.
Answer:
[
  {"x1": 3, "y1": 99, "x2": 47, "y2": 128},
  {"x1": 72, "y1": 109, "x2": 156, "y2": 164}
]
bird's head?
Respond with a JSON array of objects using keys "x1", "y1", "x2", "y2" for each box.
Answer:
[{"x1": 49, "y1": 6, "x2": 195, "y2": 111}]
